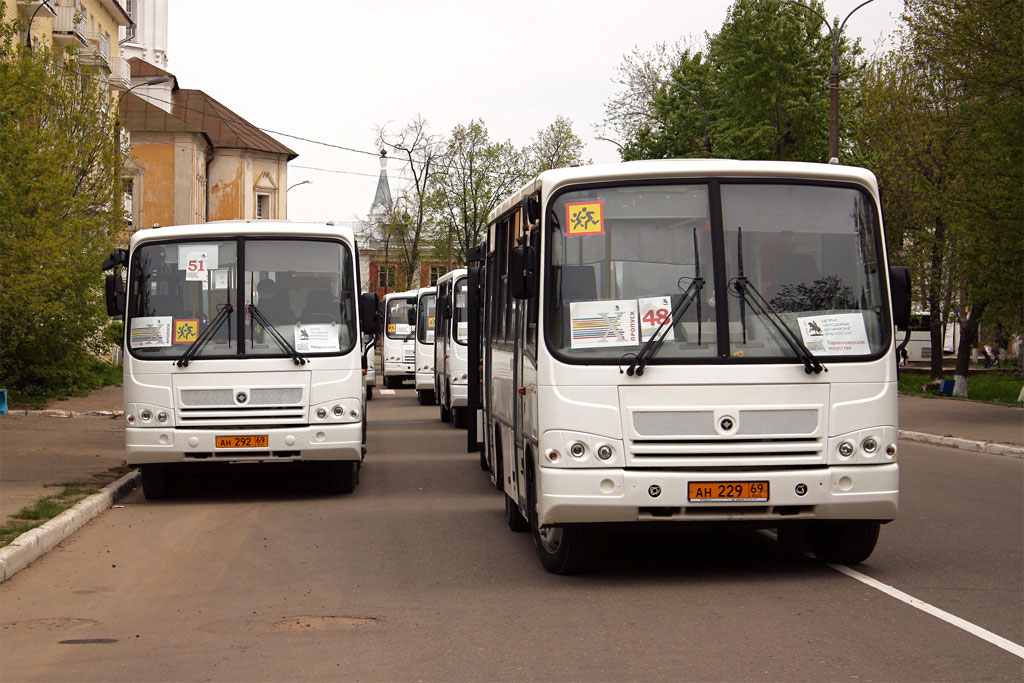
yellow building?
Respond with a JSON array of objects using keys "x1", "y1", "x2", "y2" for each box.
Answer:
[
  {"x1": 120, "y1": 58, "x2": 298, "y2": 230},
  {"x1": 4, "y1": 1, "x2": 133, "y2": 89}
]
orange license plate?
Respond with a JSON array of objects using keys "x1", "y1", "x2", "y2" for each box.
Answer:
[
  {"x1": 215, "y1": 435, "x2": 268, "y2": 449},
  {"x1": 688, "y1": 481, "x2": 769, "y2": 502}
]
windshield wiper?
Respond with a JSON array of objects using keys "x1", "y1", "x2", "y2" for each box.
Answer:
[
  {"x1": 175, "y1": 303, "x2": 233, "y2": 367},
  {"x1": 248, "y1": 305, "x2": 308, "y2": 365},
  {"x1": 729, "y1": 227, "x2": 826, "y2": 375},
  {"x1": 626, "y1": 228, "x2": 704, "y2": 377}
]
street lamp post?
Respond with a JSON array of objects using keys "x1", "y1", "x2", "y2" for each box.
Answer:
[
  {"x1": 287, "y1": 180, "x2": 312, "y2": 192},
  {"x1": 773, "y1": 0, "x2": 876, "y2": 161}
]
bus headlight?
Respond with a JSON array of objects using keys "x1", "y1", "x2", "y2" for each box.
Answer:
[
  {"x1": 311, "y1": 398, "x2": 362, "y2": 423},
  {"x1": 316, "y1": 408, "x2": 328, "y2": 419},
  {"x1": 838, "y1": 441, "x2": 855, "y2": 458},
  {"x1": 569, "y1": 442, "x2": 586, "y2": 457},
  {"x1": 597, "y1": 444, "x2": 613, "y2": 460},
  {"x1": 126, "y1": 403, "x2": 173, "y2": 428}
]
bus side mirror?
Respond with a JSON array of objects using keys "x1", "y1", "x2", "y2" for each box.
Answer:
[
  {"x1": 509, "y1": 245, "x2": 537, "y2": 300},
  {"x1": 407, "y1": 304, "x2": 417, "y2": 326},
  {"x1": 525, "y1": 191, "x2": 541, "y2": 226},
  {"x1": 889, "y1": 266, "x2": 911, "y2": 329},
  {"x1": 105, "y1": 273, "x2": 125, "y2": 317},
  {"x1": 360, "y1": 292, "x2": 380, "y2": 335},
  {"x1": 101, "y1": 247, "x2": 127, "y2": 271},
  {"x1": 437, "y1": 294, "x2": 448, "y2": 319}
]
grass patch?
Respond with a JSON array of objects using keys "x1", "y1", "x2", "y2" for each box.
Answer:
[
  {"x1": 0, "y1": 466, "x2": 130, "y2": 547},
  {"x1": 7, "y1": 360, "x2": 122, "y2": 409},
  {"x1": 899, "y1": 369, "x2": 1023, "y2": 404}
]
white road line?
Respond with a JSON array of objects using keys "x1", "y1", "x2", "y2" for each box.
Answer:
[
  {"x1": 829, "y1": 563, "x2": 1024, "y2": 659},
  {"x1": 379, "y1": 389, "x2": 396, "y2": 394}
]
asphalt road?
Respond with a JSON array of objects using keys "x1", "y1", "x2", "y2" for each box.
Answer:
[{"x1": 1, "y1": 388, "x2": 1021, "y2": 682}]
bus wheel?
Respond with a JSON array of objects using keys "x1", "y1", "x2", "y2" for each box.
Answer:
[
  {"x1": 324, "y1": 461, "x2": 357, "y2": 495},
  {"x1": 505, "y1": 494, "x2": 529, "y2": 532},
  {"x1": 479, "y1": 451, "x2": 489, "y2": 471},
  {"x1": 807, "y1": 520, "x2": 880, "y2": 564},
  {"x1": 140, "y1": 465, "x2": 167, "y2": 500},
  {"x1": 452, "y1": 407, "x2": 468, "y2": 429},
  {"x1": 366, "y1": 386, "x2": 373, "y2": 401},
  {"x1": 417, "y1": 389, "x2": 434, "y2": 405},
  {"x1": 439, "y1": 400, "x2": 450, "y2": 423},
  {"x1": 527, "y1": 465, "x2": 591, "y2": 574}
]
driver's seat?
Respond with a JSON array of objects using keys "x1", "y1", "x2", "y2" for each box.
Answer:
[{"x1": 300, "y1": 289, "x2": 339, "y2": 322}]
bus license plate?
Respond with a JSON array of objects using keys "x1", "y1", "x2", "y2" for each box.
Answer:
[
  {"x1": 215, "y1": 435, "x2": 269, "y2": 449},
  {"x1": 688, "y1": 481, "x2": 769, "y2": 502}
]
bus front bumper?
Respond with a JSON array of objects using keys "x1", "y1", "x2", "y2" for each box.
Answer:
[
  {"x1": 125, "y1": 423, "x2": 362, "y2": 465},
  {"x1": 449, "y1": 382, "x2": 468, "y2": 408},
  {"x1": 537, "y1": 464, "x2": 898, "y2": 526}
]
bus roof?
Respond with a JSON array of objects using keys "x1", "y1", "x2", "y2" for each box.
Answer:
[
  {"x1": 488, "y1": 159, "x2": 880, "y2": 222},
  {"x1": 129, "y1": 220, "x2": 356, "y2": 249}
]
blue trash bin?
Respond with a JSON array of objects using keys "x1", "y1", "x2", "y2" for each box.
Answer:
[
  {"x1": 0, "y1": 389, "x2": 7, "y2": 415},
  {"x1": 940, "y1": 379, "x2": 954, "y2": 396}
]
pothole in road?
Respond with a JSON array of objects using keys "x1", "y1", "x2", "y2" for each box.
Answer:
[{"x1": 272, "y1": 615, "x2": 381, "y2": 632}]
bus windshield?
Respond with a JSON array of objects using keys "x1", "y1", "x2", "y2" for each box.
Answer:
[
  {"x1": 545, "y1": 182, "x2": 888, "y2": 363},
  {"x1": 126, "y1": 238, "x2": 357, "y2": 360},
  {"x1": 386, "y1": 297, "x2": 415, "y2": 340},
  {"x1": 417, "y1": 293, "x2": 436, "y2": 344}
]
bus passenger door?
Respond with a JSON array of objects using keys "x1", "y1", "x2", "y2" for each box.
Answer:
[{"x1": 466, "y1": 264, "x2": 484, "y2": 455}]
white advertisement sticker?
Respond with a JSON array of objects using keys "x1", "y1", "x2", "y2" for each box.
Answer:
[
  {"x1": 183, "y1": 251, "x2": 208, "y2": 281},
  {"x1": 798, "y1": 313, "x2": 870, "y2": 356},
  {"x1": 638, "y1": 296, "x2": 673, "y2": 341},
  {"x1": 569, "y1": 299, "x2": 640, "y2": 349},
  {"x1": 294, "y1": 324, "x2": 340, "y2": 353},
  {"x1": 177, "y1": 244, "x2": 219, "y2": 271},
  {"x1": 130, "y1": 316, "x2": 173, "y2": 348}
]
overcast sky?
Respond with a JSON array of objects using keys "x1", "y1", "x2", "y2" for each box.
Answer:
[{"x1": 166, "y1": 0, "x2": 905, "y2": 224}]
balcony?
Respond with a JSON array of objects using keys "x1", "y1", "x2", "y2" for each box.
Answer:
[
  {"x1": 52, "y1": 5, "x2": 87, "y2": 47},
  {"x1": 80, "y1": 33, "x2": 112, "y2": 71},
  {"x1": 110, "y1": 55, "x2": 131, "y2": 90}
]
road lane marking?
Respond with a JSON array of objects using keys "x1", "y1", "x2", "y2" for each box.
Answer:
[
  {"x1": 379, "y1": 389, "x2": 396, "y2": 394},
  {"x1": 829, "y1": 563, "x2": 1024, "y2": 659}
]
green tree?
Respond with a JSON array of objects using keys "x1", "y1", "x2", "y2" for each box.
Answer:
[
  {"x1": 427, "y1": 119, "x2": 527, "y2": 269},
  {"x1": 526, "y1": 115, "x2": 589, "y2": 174},
  {"x1": 0, "y1": 21, "x2": 125, "y2": 400},
  {"x1": 617, "y1": 0, "x2": 864, "y2": 163}
]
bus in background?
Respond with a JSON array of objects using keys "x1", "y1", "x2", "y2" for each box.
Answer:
[
  {"x1": 414, "y1": 286, "x2": 437, "y2": 405},
  {"x1": 101, "y1": 221, "x2": 380, "y2": 499},
  {"x1": 470, "y1": 160, "x2": 911, "y2": 574},
  {"x1": 901, "y1": 313, "x2": 958, "y2": 363},
  {"x1": 434, "y1": 268, "x2": 470, "y2": 428},
  {"x1": 381, "y1": 290, "x2": 416, "y2": 388}
]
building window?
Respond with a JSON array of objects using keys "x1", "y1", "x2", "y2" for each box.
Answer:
[
  {"x1": 377, "y1": 264, "x2": 396, "y2": 291},
  {"x1": 429, "y1": 265, "x2": 445, "y2": 286},
  {"x1": 122, "y1": 178, "x2": 133, "y2": 228},
  {"x1": 256, "y1": 194, "x2": 270, "y2": 219},
  {"x1": 125, "y1": 0, "x2": 136, "y2": 41}
]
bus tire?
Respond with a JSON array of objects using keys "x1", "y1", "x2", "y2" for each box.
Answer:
[
  {"x1": 366, "y1": 386, "x2": 373, "y2": 401},
  {"x1": 452, "y1": 407, "x2": 468, "y2": 429},
  {"x1": 479, "y1": 451, "x2": 489, "y2": 471},
  {"x1": 324, "y1": 461, "x2": 357, "y2": 495},
  {"x1": 527, "y1": 461, "x2": 591, "y2": 574},
  {"x1": 417, "y1": 389, "x2": 434, "y2": 405},
  {"x1": 140, "y1": 465, "x2": 167, "y2": 500},
  {"x1": 505, "y1": 493, "x2": 529, "y2": 532},
  {"x1": 439, "y1": 401, "x2": 450, "y2": 423},
  {"x1": 807, "y1": 520, "x2": 880, "y2": 564}
]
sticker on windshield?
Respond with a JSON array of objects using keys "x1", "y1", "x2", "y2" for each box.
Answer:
[
  {"x1": 183, "y1": 251, "x2": 208, "y2": 281},
  {"x1": 173, "y1": 319, "x2": 199, "y2": 344},
  {"x1": 638, "y1": 296, "x2": 672, "y2": 341},
  {"x1": 798, "y1": 313, "x2": 870, "y2": 356},
  {"x1": 130, "y1": 316, "x2": 172, "y2": 348},
  {"x1": 177, "y1": 245, "x2": 219, "y2": 271},
  {"x1": 566, "y1": 201, "x2": 605, "y2": 236},
  {"x1": 569, "y1": 300, "x2": 639, "y2": 348},
  {"x1": 294, "y1": 324, "x2": 340, "y2": 353}
]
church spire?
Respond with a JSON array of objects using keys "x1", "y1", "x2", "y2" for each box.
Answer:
[{"x1": 369, "y1": 149, "x2": 392, "y2": 220}]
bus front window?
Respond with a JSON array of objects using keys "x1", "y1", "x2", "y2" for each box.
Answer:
[
  {"x1": 417, "y1": 294, "x2": 436, "y2": 344},
  {"x1": 386, "y1": 298, "x2": 415, "y2": 340},
  {"x1": 721, "y1": 184, "x2": 887, "y2": 359},
  {"x1": 454, "y1": 279, "x2": 469, "y2": 345},
  {"x1": 546, "y1": 184, "x2": 715, "y2": 361}
]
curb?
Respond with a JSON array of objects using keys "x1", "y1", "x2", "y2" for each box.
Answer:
[
  {"x1": 899, "y1": 430, "x2": 1024, "y2": 458},
  {"x1": 0, "y1": 470, "x2": 140, "y2": 583}
]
